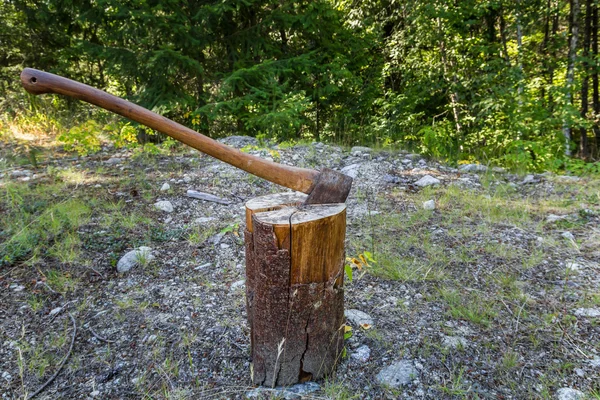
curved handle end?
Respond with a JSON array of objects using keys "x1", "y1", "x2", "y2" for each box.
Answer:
[{"x1": 21, "y1": 68, "x2": 52, "y2": 95}]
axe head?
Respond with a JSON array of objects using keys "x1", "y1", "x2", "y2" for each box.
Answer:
[{"x1": 304, "y1": 168, "x2": 353, "y2": 204}]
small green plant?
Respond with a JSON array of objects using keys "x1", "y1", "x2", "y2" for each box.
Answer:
[{"x1": 58, "y1": 120, "x2": 102, "y2": 156}]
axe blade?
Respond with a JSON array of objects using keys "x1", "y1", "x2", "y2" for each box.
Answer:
[{"x1": 304, "y1": 168, "x2": 353, "y2": 205}]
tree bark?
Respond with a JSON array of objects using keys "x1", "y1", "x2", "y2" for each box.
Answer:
[
  {"x1": 244, "y1": 192, "x2": 346, "y2": 386},
  {"x1": 580, "y1": 0, "x2": 593, "y2": 158},
  {"x1": 563, "y1": 0, "x2": 580, "y2": 156},
  {"x1": 593, "y1": 1, "x2": 600, "y2": 157},
  {"x1": 438, "y1": 18, "x2": 462, "y2": 134}
]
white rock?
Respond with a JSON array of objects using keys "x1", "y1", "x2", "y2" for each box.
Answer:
[
  {"x1": 459, "y1": 164, "x2": 488, "y2": 173},
  {"x1": 90, "y1": 390, "x2": 100, "y2": 397},
  {"x1": 556, "y1": 175, "x2": 581, "y2": 183},
  {"x1": 344, "y1": 309, "x2": 374, "y2": 326},
  {"x1": 574, "y1": 308, "x2": 600, "y2": 318},
  {"x1": 556, "y1": 388, "x2": 585, "y2": 400},
  {"x1": 442, "y1": 336, "x2": 468, "y2": 349},
  {"x1": 160, "y1": 183, "x2": 170, "y2": 191},
  {"x1": 2, "y1": 371, "x2": 12, "y2": 381},
  {"x1": 589, "y1": 357, "x2": 600, "y2": 368},
  {"x1": 341, "y1": 163, "x2": 361, "y2": 179},
  {"x1": 423, "y1": 200, "x2": 436, "y2": 210},
  {"x1": 230, "y1": 280, "x2": 245, "y2": 290},
  {"x1": 246, "y1": 382, "x2": 320, "y2": 399},
  {"x1": 154, "y1": 200, "x2": 174, "y2": 213},
  {"x1": 561, "y1": 232, "x2": 575, "y2": 241},
  {"x1": 566, "y1": 261, "x2": 582, "y2": 271},
  {"x1": 351, "y1": 345, "x2": 371, "y2": 363},
  {"x1": 183, "y1": 176, "x2": 191, "y2": 183},
  {"x1": 546, "y1": 214, "x2": 568, "y2": 223},
  {"x1": 522, "y1": 174, "x2": 536, "y2": 184},
  {"x1": 414, "y1": 175, "x2": 440, "y2": 187},
  {"x1": 105, "y1": 157, "x2": 122, "y2": 165},
  {"x1": 117, "y1": 247, "x2": 154, "y2": 273},
  {"x1": 376, "y1": 360, "x2": 418, "y2": 388},
  {"x1": 49, "y1": 307, "x2": 62, "y2": 316}
]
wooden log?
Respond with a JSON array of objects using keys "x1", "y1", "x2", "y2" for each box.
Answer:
[{"x1": 244, "y1": 192, "x2": 346, "y2": 386}]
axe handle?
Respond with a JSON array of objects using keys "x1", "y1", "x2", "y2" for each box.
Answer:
[{"x1": 20, "y1": 68, "x2": 319, "y2": 194}]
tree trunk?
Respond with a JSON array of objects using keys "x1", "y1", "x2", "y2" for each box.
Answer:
[
  {"x1": 438, "y1": 18, "x2": 462, "y2": 134},
  {"x1": 580, "y1": 0, "x2": 593, "y2": 158},
  {"x1": 563, "y1": 0, "x2": 580, "y2": 156},
  {"x1": 593, "y1": 1, "x2": 600, "y2": 157},
  {"x1": 244, "y1": 192, "x2": 346, "y2": 386}
]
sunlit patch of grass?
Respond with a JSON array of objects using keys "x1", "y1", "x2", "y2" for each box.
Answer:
[
  {"x1": 45, "y1": 269, "x2": 77, "y2": 294},
  {"x1": 49, "y1": 233, "x2": 81, "y2": 263},
  {"x1": 439, "y1": 288, "x2": 498, "y2": 328}
]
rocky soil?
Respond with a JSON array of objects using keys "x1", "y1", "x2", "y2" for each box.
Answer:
[{"x1": 1, "y1": 136, "x2": 599, "y2": 399}]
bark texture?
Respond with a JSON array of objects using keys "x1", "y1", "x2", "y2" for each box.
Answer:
[{"x1": 244, "y1": 193, "x2": 345, "y2": 386}]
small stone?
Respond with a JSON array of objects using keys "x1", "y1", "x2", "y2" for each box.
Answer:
[
  {"x1": 414, "y1": 175, "x2": 440, "y2": 187},
  {"x1": 574, "y1": 308, "x2": 600, "y2": 318},
  {"x1": 117, "y1": 247, "x2": 154, "y2": 273},
  {"x1": 556, "y1": 388, "x2": 585, "y2": 400},
  {"x1": 2, "y1": 371, "x2": 12, "y2": 381},
  {"x1": 521, "y1": 174, "x2": 536, "y2": 184},
  {"x1": 566, "y1": 261, "x2": 582, "y2": 271},
  {"x1": 146, "y1": 334, "x2": 157, "y2": 343},
  {"x1": 10, "y1": 284, "x2": 25, "y2": 292},
  {"x1": 193, "y1": 217, "x2": 216, "y2": 225},
  {"x1": 574, "y1": 368, "x2": 585, "y2": 378},
  {"x1": 458, "y1": 164, "x2": 488, "y2": 173},
  {"x1": 561, "y1": 232, "x2": 575, "y2": 241},
  {"x1": 246, "y1": 382, "x2": 320, "y2": 399},
  {"x1": 345, "y1": 309, "x2": 374, "y2": 326},
  {"x1": 351, "y1": 146, "x2": 373, "y2": 153},
  {"x1": 90, "y1": 390, "x2": 100, "y2": 397},
  {"x1": 183, "y1": 176, "x2": 191, "y2": 183},
  {"x1": 546, "y1": 214, "x2": 568, "y2": 223},
  {"x1": 423, "y1": 200, "x2": 435, "y2": 210},
  {"x1": 376, "y1": 360, "x2": 418, "y2": 388},
  {"x1": 341, "y1": 163, "x2": 361, "y2": 179},
  {"x1": 105, "y1": 157, "x2": 122, "y2": 165},
  {"x1": 160, "y1": 183, "x2": 170, "y2": 191},
  {"x1": 49, "y1": 307, "x2": 62, "y2": 316},
  {"x1": 351, "y1": 345, "x2": 371, "y2": 363},
  {"x1": 154, "y1": 200, "x2": 174, "y2": 213},
  {"x1": 589, "y1": 357, "x2": 600, "y2": 368},
  {"x1": 220, "y1": 243, "x2": 230, "y2": 249},
  {"x1": 218, "y1": 135, "x2": 258, "y2": 148},
  {"x1": 230, "y1": 280, "x2": 245, "y2": 290},
  {"x1": 556, "y1": 175, "x2": 581, "y2": 183},
  {"x1": 194, "y1": 263, "x2": 211, "y2": 270},
  {"x1": 383, "y1": 174, "x2": 401, "y2": 184},
  {"x1": 442, "y1": 336, "x2": 468, "y2": 349}
]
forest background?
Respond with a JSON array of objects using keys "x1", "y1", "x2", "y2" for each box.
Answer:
[{"x1": 2, "y1": 0, "x2": 600, "y2": 174}]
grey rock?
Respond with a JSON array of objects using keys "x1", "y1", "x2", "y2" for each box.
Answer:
[
  {"x1": 383, "y1": 174, "x2": 401, "y2": 184},
  {"x1": 351, "y1": 146, "x2": 373, "y2": 153},
  {"x1": 186, "y1": 190, "x2": 230, "y2": 204},
  {"x1": 341, "y1": 163, "x2": 362, "y2": 179},
  {"x1": 246, "y1": 382, "x2": 320, "y2": 399},
  {"x1": 556, "y1": 175, "x2": 581, "y2": 183},
  {"x1": 345, "y1": 309, "x2": 374, "y2": 326},
  {"x1": 546, "y1": 214, "x2": 568, "y2": 223},
  {"x1": 442, "y1": 336, "x2": 468, "y2": 349},
  {"x1": 459, "y1": 164, "x2": 488, "y2": 173},
  {"x1": 117, "y1": 247, "x2": 154, "y2": 273},
  {"x1": 218, "y1": 135, "x2": 258, "y2": 148},
  {"x1": 376, "y1": 360, "x2": 418, "y2": 388},
  {"x1": 574, "y1": 308, "x2": 600, "y2": 318},
  {"x1": 10, "y1": 169, "x2": 32, "y2": 178},
  {"x1": 574, "y1": 368, "x2": 585, "y2": 377},
  {"x1": 49, "y1": 307, "x2": 62, "y2": 316},
  {"x1": 589, "y1": 357, "x2": 600, "y2": 368},
  {"x1": 183, "y1": 175, "x2": 192, "y2": 183},
  {"x1": 351, "y1": 345, "x2": 371, "y2": 363},
  {"x1": 521, "y1": 174, "x2": 536, "y2": 184},
  {"x1": 423, "y1": 200, "x2": 436, "y2": 210},
  {"x1": 556, "y1": 388, "x2": 585, "y2": 400},
  {"x1": 561, "y1": 231, "x2": 575, "y2": 241},
  {"x1": 105, "y1": 157, "x2": 122, "y2": 165},
  {"x1": 2, "y1": 371, "x2": 12, "y2": 382},
  {"x1": 154, "y1": 200, "x2": 174, "y2": 213},
  {"x1": 193, "y1": 217, "x2": 217, "y2": 225},
  {"x1": 414, "y1": 175, "x2": 440, "y2": 187},
  {"x1": 160, "y1": 183, "x2": 170, "y2": 191},
  {"x1": 230, "y1": 280, "x2": 245, "y2": 290}
]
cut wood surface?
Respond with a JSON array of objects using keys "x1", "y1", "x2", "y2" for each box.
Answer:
[{"x1": 244, "y1": 192, "x2": 346, "y2": 386}]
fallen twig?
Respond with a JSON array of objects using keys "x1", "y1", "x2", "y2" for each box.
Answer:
[
  {"x1": 27, "y1": 312, "x2": 77, "y2": 400},
  {"x1": 186, "y1": 189, "x2": 230, "y2": 204},
  {"x1": 87, "y1": 326, "x2": 116, "y2": 343}
]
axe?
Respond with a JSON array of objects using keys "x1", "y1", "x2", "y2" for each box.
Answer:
[{"x1": 20, "y1": 68, "x2": 352, "y2": 204}]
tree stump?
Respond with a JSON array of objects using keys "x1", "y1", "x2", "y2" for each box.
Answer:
[{"x1": 244, "y1": 192, "x2": 346, "y2": 386}]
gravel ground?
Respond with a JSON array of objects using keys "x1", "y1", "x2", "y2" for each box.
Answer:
[{"x1": 1, "y1": 136, "x2": 599, "y2": 399}]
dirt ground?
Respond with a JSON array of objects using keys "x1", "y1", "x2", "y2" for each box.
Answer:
[{"x1": 1, "y1": 137, "x2": 599, "y2": 399}]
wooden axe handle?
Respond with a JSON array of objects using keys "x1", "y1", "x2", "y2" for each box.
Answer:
[{"x1": 20, "y1": 68, "x2": 319, "y2": 194}]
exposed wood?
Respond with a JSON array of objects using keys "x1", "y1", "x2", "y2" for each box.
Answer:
[{"x1": 244, "y1": 193, "x2": 346, "y2": 386}]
